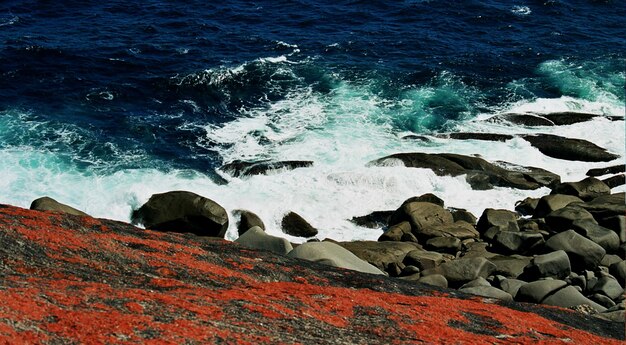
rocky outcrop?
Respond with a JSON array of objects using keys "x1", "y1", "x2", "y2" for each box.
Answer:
[
  {"x1": 131, "y1": 191, "x2": 228, "y2": 237},
  {"x1": 30, "y1": 196, "x2": 89, "y2": 216},
  {"x1": 220, "y1": 160, "x2": 313, "y2": 177},
  {"x1": 522, "y1": 134, "x2": 619, "y2": 162},
  {"x1": 486, "y1": 112, "x2": 621, "y2": 126}
]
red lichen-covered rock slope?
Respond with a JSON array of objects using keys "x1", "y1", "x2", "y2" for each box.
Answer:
[{"x1": 0, "y1": 205, "x2": 623, "y2": 344}]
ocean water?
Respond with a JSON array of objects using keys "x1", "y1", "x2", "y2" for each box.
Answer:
[{"x1": 0, "y1": 1, "x2": 624, "y2": 242}]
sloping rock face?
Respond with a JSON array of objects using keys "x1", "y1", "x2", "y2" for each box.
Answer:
[{"x1": 0, "y1": 205, "x2": 623, "y2": 344}]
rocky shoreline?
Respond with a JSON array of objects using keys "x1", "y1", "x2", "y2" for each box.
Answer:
[{"x1": 3, "y1": 111, "x2": 625, "y2": 342}]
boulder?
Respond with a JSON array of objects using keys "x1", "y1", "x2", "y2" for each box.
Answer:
[
  {"x1": 544, "y1": 205, "x2": 596, "y2": 233},
  {"x1": 425, "y1": 237, "x2": 461, "y2": 254},
  {"x1": 591, "y1": 294, "x2": 617, "y2": 308},
  {"x1": 422, "y1": 257, "x2": 496, "y2": 288},
  {"x1": 517, "y1": 280, "x2": 568, "y2": 303},
  {"x1": 602, "y1": 174, "x2": 625, "y2": 189},
  {"x1": 378, "y1": 221, "x2": 411, "y2": 242},
  {"x1": 515, "y1": 197, "x2": 539, "y2": 216},
  {"x1": 609, "y1": 261, "x2": 626, "y2": 288},
  {"x1": 403, "y1": 250, "x2": 445, "y2": 271},
  {"x1": 542, "y1": 286, "x2": 607, "y2": 312},
  {"x1": 459, "y1": 286, "x2": 513, "y2": 302},
  {"x1": 499, "y1": 279, "x2": 527, "y2": 299},
  {"x1": 30, "y1": 197, "x2": 88, "y2": 217},
  {"x1": 477, "y1": 209, "x2": 519, "y2": 234},
  {"x1": 591, "y1": 277, "x2": 624, "y2": 301},
  {"x1": 235, "y1": 227, "x2": 293, "y2": 255},
  {"x1": 350, "y1": 210, "x2": 393, "y2": 228},
  {"x1": 600, "y1": 254, "x2": 623, "y2": 268},
  {"x1": 489, "y1": 255, "x2": 532, "y2": 278},
  {"x1": 581, "y1": 193, "x2": 626, "y2": 220},
  {"x1": 596, "y1": 310, "x2": 625, "y2": 322},
  {"x1": 522, "y1": 134, "x2": 619, "y2": 162},
  {"x1": 545, "y1": 230, "x2": 606, "y2": 271},
  {"x1": 281, "y1": 212, "x2": 318, "y2": 238},
  {"x1": 493, "y1": 231, "x2": 544, "y2": 255},
  {"x1": 401, "y1": 194, "x2": 445, "y2": 208},
  {"x1": 522, "y1": 250, "x2": 571, "y2": 280},
  {"x1": 417, "y1": 274, "x2": 448, "y2": 288},
  {"x1": 337, "y1": 241, "x2": 421, "y2": 272},
  {"x1": 551, "y1": 177, "x2": 611, "y2": 201},
  {"x1": 571, "y1": 220, "x2": 619, "y2": 253},
  {"x1": 220, "y1": 160, "x2": 313, "y2": 177},
  {"x1": 587, "y1": 165, "x2": 625, "y2": 177},
  {"x1": 131, "y1": 191, "x2": 228, "y2": 237},
  {"x1": 441, "y1": 132, "x2": 515, "y2": 142},
  {"x1": 389, "y1": 202, "x2": 454, "y2": 233},
  {"x1": 449, "y1": 208, "x2": 477, "y2": 225},
  {"x1": 234, "y1": 209, "x2": 265, "y2": 235},
  {"x1": 460, "y1": 277, "x2": 491, "y2": 289},
  {"x1": 287, "y1": 242, "x2": 384, "y2": 275},
  {"x1": 419, "y1": 221, "x2": 479, "y2": 241},
  {"x1": 533, "y1": 194, "x2": 583, "y2": 219},
  {"x1": 598, "y1": 216, "x2": 625, "y2": 243}
]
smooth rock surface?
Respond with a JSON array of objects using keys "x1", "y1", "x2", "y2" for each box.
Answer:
[
  {"x1": 235, "y1": 226, "x2": 293, "y2": 255},
  {"x1": 545, "y1": 230, "x2": 606, "y2": 271},
  {"x1": 30, "y1": 196, "x2": 89, "y2": 217},
  {"x1": 288, "y1": 242, "x2": 384, "y2": 275}
]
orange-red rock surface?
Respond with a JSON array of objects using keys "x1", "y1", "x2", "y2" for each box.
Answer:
[{"x1": 0, "y1": 204, "x2": 623, "y2": 344}]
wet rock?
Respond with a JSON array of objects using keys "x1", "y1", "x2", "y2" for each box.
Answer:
[
  {"x1": 403, "y1": 250, "x2": 445, "y2": 271},
  {"x1": 544, "y1": 205, "x2": 596, "y2": 233},
  {"x1": 486, "y1": 113, "x2": 555, "y2": 126},
  {"x1": 422, "y1": 257, "x2": 496, "y2": 288},
  {"x1": 349, "y1": 210, "x2": 393, "y2": 228},
  {"x1": 234, "y1": 209, "x2": 265, "y2": 235},
  {"x1": 378, "y1": 221, "x2": 411, "y2": 242},
  {"x1": 388, "y1": 201, "x2": 454, "y2": 233},
  {"x1": 545, "y1": 230, "x2": 606, "y2": 271},
  {"x1": 522, "y1": 134, "x2": 619, "y2": 162},
  {"x1": 517, "y1": 280, "x2": 568, "y2": 304},
  {"x1": 30, "y1": 196, "x2": 89, "y2": 217},
  {"x1": 287, "y1": 242, "x2": 384, "y2": 275},
  {"x1": 459, "y1": 286, "x2": 513, "y2": 302},
  {"x1": 602, "y1": 174, "x2": 625, "y2": 189},
  {"x1": 522, "y1": 250, "x2": 571, "y2": 280},
  {"x1": 281, "y1": 212, "x2": 318, "y2": 238},
  {"x1": 542, "y1": 286, "x2": 607, "y2": 312},
  {"x1": 337, "y1": 241, "x2": 421, "y2": 272},
  {"x1": 442, "y1": 132, "x2": 514, "y2": 142},
  {"x1": 541, "y1": 112, "x2": 600, "y2": 125},
  {"x1": 571, "y1": 219, "x2": 619, "y2": 253},
  {"x1": 587, "y1": 164, "x2": 625, "y2": 177},
  {"x1": 533, "y1": 194, "x2": 583, "y2": 219},
  {"x1": 131, "y1": 191, "x2": 228, "y2": 237},
  {"x1": 551, "y1": 177, "x2": 611, "y2": 201},
  {"x1": 417, "y1": 274, "x2": 448, "y2": 288},
  {"x1": 477, "y1": 208, "x2": 519, "y2": 234},
  {"x1": 235, "y1": 226, "x2": 293, "y2": 255},
  {"x1": 220, "y1": 160, "x2": 313, "y2": 177}
]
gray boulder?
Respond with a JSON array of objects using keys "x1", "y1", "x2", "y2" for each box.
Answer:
[
  {"x1": 234, "y1": 209, "x2": 265, "y2": 235},
  {"x1": 571, "y1": 219, "x2": 619, "y2": 253},
  {"x1": 522, "y1": 250, "x2": 571, "y2": 280},
  {"x1": 544, "y1": 205, "x2": 596, "y2": 233},
  {"x1": 493, "y1": 231, "x2": 544, "y2": 255},
  {"x1": 459, "y1": 286, "x2": 513, "y2": 302},
  {"x1": 522, "y1": 134, "x2": 620, "y2": 162},
  {"x1": 403, "y1": 250, "x2": 445, "y2": 271},
  {"x1": 131, "y1": 191, "x2": 228, "y2": 237},
  {"x1": 477, "y1": 208, "x2": 519, "y2": 234},
  {"x1": 287, "y1": 242, "x2": 384, "y2": 275},
  {"x1": 388, "y1": 201, "x2": 454, "y2": 233},
  {"x1": 545, "y1": 230, "x2": 606, "y2": 271},
  {"x1": 422, "y1": 257, "x2": 496, "y2": 288},
  {"x1": 542, "y1": 286, "x2": 607, "y2": 312},
  {"x1": 337, "y1": 241, "x2": 421, "y2": 272},
  {"x1": 499, "y1": 279, "x2": 527, "y2": 299},
  {"x1": 591, "y1": 276, "x2": 624, "y2": 300},
  {"x1": 417, "y1": 274, "x2": 448, "y2": 288},
  {"x1": 378, "y1": 221, "x2": 411, "y2": 242},
  {"x1": 517, "y1": 280, "x2": 568, "y2": 303},
  {"x1": 281, "y1": 212, "x2": 318, "y2": 238},
  {"x1": 425, "y1": 237, "x2": 462, "y2": 254},
  {"x1": 599, "y1": 216, "x2": 625, "y2": 243},
  {"x1": 419, "y1": 221, "x2": 479, "y2": 240},
  {"x1": 30, "y1": 197, "x2": 89, "y2": 217},
  {"x1": 449, "y1": 208, "x2": 477, "y2": 225},
  {"x1": 533, "y1": 194, "x2": 583, "y2": 218},
  {"x1": 489, "y1": 255, "x2": 532, "y2": 278},
  {"x1": 609, "y1": 261, "x2": 626, "y2": 288},
  {"x1": 515, "y1": 197, "x2": 539, "y2": 216},
  {"x1": 235, "y1": 226, "x2": 293, "y2": 255},
  {"x1": 551, "y1": 177, "x2": 611, "y2": 201}
]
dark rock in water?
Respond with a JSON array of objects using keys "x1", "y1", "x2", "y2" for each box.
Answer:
[
  {"x1": 533, "y1": 194, "x2": 583, "y2": 219},
  {"x1": 486, "y1": 113, "x2": 555, "y2": 126},
  {"x1": 370, "y1": 152, "x2": 560, "y2": 190},
  {"x1": 517, "y1": 280, "x2": 568, "y2": 304},
  {"x1": 350, "y1": 210, "x2": 393, "y2": 228},
  {"x1": 0, "y1": 205, "x2": 623, "y2": 343},
  {"x1": 541, "y1": 112, "x2": 599, "y2": 125},
  {"x1": 235, "y1": 226, "x2": 293, "y2": 255},
  {"x1": 515, "y1": 197, "x2": 539, "y2": 216},
  {"x1": 477, "y1": 208, "x2": 519, "y2": 234},
  {"x1": 571, "y1": 219, "x2": 620, "y2": 253},
  {"x1": 545, "y1": 230, "x2": 606, "y2": 271},
  {"x1": 30, "y1": 196, "x2": 89, "y2": 217},
  {"x1": 234, "y1": 209, "x2": 265, "y2": 235},
  {"x1": 587, "y1": 164, "x2": 625, "y2": 177},
  {"x1": 220, "y1": 159, "x2": 313, "y2": 177},
  {"x1": 281, "y1": 212, "x2": 318, "y2": 238},
  {"x1": 440, "y1": 132, "x2": 514, "y2": 142},
  {"x1": 602, "y1": 174, "x2": 625, "y2": 189},
  {"x1": 522, "y1": 134, "x2": 620, "y2": 162},
  {"x1": 336, "y1": 241, "x2": 421, "y2": 272},
  {"x1": 551, "y1": 177, "x2": 611, "y2": 201},
  {"x1": 389, "y1": 201, "x2": 454, "y2": 233},
  {"x1": 522, "y1": 250, "x2": 571, "y2": 280},
  {"x1": 131, "y1": 191, "x2": 228, "y2": 238},
  {"x1": 401, "y1": 134, "x2": 432, "y2": 141}
]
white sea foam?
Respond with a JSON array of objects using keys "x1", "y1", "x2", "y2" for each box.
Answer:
[{"x1": 511, "y1": 6, "x2": 531, "y2": 16}]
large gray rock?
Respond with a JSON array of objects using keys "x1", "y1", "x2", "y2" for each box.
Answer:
[
  {"x1": 419, "y1": 221, "x2": 479, "y2": 240},
  {"x1": 281, "y1": 212, "x2": 318, "y2": 238},
  {"x1": 337, "y1": 241, "x2": 421, "y2": 272},
  {"x1": 522, "y1": 250, "x2": 571, "y2": 280},
  {"x1": 477, "y1": 208, "x2": 519, "y2": 234},
  {"x1": 235, "y1": 226, "x2": 293, "y2": 255},
  {"x1": 515, "y1": 197, "x2": 540, "y2": 216},
  {"x1": 403, "y1": 250, "x2": 445, "y2": 271},
  {"x1": 598, "y1": 215, "x2": 625, "y2": 243},
  {"x1": 350, "y1": 210, "x2": 393, "y2": 229},
  {"x1": 542, "y1": 286, "x2": 607, "y2": 312},
  {"x1": 493, "y1": 231, "x2": 544, "y2": 255},
  {"x1": 609, "y1": 261, "x2": 626, "y2": 288},
  {"x1": 459, "y1": 286, "x2": 513, "y2": 302},
  {"x1": 582, "y1": 193, "x2": 626, "y2": 220},
  {"x1": 460, "y1": 277, "x2": 491, "y2": 289},
  {"x1": 545, "y1": 230, "x2": 606, "y2": 271},
  {"x1": 422, "y1": 257, "x2": 496, "y2": 288},
  {"x1": 449, "y1": 208, "x2": 477, "y2": 225},
  {"x1": 378, "y1": 221, "x2": 411, "y2": 242},
  {"x1": 551, "y1": 177, "x2": 611, "y2": 201},
  {"x1": 388, "y1": 202, "x2": 454, "y2": 234},
  {"x1": 517, "y1": 280, "x2": 568, "y2": 303},
  {"x1": 533, "y1": 194, "x2": 583, "y2": 219},
  {"x1": 499, "y1": 279, "x2": 527, "y2": 299},
  {"x1": 425, "y1": 237, "x2": 462, "y2": 254},
  {"x1": 30, "y1": 197, "x2": 89, "y2": 217},
  {"x1": 234, "y1": 209, "x2": 265, "y2": 235},
  {"x1": 287, "y1": 242, "x2": 384, "y2": 275},
  {"x1": 489, "y1": 255, "x2": 532, "y2": 278},
  {"x1": 522, "y1": 134, "x2": 620, "y2": 162},
  {"x1": 571, "y1": 219, "x2": 620, "y2": 253},
  {"x1": 417, "y1": 274, "x2": 448, "y2": 288},
  {"x1": 544, "y1": 205, "x2": 596, "y2": 233},
  {"x1": 591, "y1": 276, "x2": 624, "y2": 300},
  {"x1": 131, "y1": 191, "x2": 228, "y2": 237}
]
